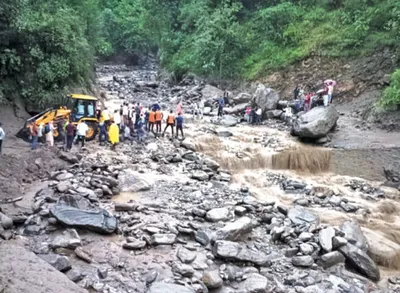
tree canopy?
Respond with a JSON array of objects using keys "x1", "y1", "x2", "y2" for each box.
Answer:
[{"x1": 1, "y1": 0, "x2": 400, "y2": 106}]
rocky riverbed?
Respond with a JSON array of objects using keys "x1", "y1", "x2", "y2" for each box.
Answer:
[{"x1": 1, "y1": 64, "x2": 400, "y2": 293}]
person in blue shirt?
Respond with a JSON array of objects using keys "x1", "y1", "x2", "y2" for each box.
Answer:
[
  {"x1": 217, "y1": 97, "x2": 225, "y2": 117},
  {"x1": 175, "y1": 112, "x2": 184, "y2": 139}
]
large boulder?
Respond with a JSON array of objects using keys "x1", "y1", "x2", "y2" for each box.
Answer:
[
  {"x1": 252, "y1": 84, "x2": 280, "y2": 112},
  {"x1": 338, "y1": 243, "x2": 380, "y2": 282},
  {"x1": 292, "y1": 106, "x2": 339, "y2": 139},
  {"x1": 233, "y1": 93, "x2": 252, "y2": 104},
  {"x1": 218, "y1": 115, "x2": 238, "y2": 127},
  {"x1": 0, "y1": 243, "x2": 87, "y2": 293},
  {"x1": 287, "y1": 206, "x2": 320, "y2": 227},
  {"x1": 213, "y1": 240, "x2": 271, "y2": 266},
  {"x1": 201, "y1": 85, "x2": 223, "y2": 101},
  {"x1": 50, "y1": 205, "x2": 117, "y2": 234},
  {"x1": 119, "y1": 170, "x2": 151, "y2": 192},
  {"x1": 224, "y1": 103, "x2": 248, "y2": 115},
  {"x1": 339, "y1": 220, "x2": 368, "y2": 251}
]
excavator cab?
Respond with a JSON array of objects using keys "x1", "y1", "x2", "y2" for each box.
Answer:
[{"x1": 17, "y1": 94, "x2": 100, "y2": 142}]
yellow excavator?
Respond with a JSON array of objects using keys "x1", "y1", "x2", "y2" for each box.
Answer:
[{"x1": 17, "y1": 94, "x2": 101, "y2": 141}]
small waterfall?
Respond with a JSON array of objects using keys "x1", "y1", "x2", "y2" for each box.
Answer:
[{"x1": 272, "y1": 146, "x2": 332, "y2": 173}]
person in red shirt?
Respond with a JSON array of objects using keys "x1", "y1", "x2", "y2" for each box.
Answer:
[
  {"x1": 304, "y1": 93, "x2": 312, "y2": 112},
  {"x1": 65, "y1": 120, "x2": 76, "y2": 151}
]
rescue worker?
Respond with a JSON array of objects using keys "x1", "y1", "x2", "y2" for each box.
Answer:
[
  {"x1": 176, "y1": 112, "x2": 184, "y2": 139},
  {"x1": 155, "y1": 109, "x2": 163, "y2": 133},
  {"x1": 30, "y1": 122, "x2": 39, "y2": 150},
  {"x1": 113, "y1": 109, "x2": 121, "y2": 129},
  {"x1": 163, "y1": 110, "x2": 175, "y2": 137},
  {"x1": 144, "y1": 107, "x2": 150, "y2": 131},
  {"x1": 217, "y1": 96, "x2": 225, "y2": 117},
  {"x1": 137, "y1": 114, "x2": 145, "y2": 142},
  {"x1": 148, "y1": 108, "x2": 156, "y2": 133},
  {"x1": 76, "y1": 120, "x2": 89, "y2": 148},
  {"x1": 108, "y1": 120, "x2": 119, "y2": 151},
  {"x1": 99, "y1": 121, "x2": 108, "y2": 145},
  {"x1": 135, "y1": 102, "x2": 141, "y2": 127},
  {"x1": 122, "y1": 102, "x2": 129, "y2": 125},
  {"x1": 102, "y1": 107, "x2": 111, "y2": 127}
]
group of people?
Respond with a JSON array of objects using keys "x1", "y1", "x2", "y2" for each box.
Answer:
[
  {"x1": 293, "y1": 80, "x2": 336, "y2": 112},
  {"x1": 27, "y1": 121, "x2": 58, "y2": 150},
  {"x1": 244, "y1": 107, "x2": 263, "y2": 124}
]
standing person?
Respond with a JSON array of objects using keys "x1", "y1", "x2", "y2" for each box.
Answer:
[
  {"x1": 245, "y1": 106, "x2": 252, "y2": 122},
  {"x1": 122, "y1": 102, "x2": 129, "y2": 126},
  {"x1": 293, "y1": 85, "x2": 300, "y2": 100},
  {"x1": 255, "y1": 108, "x2": 262, "y2": 125},
  {"x1": 108, "y1": 121, "x2": 119, "y2": 151},
  {"x1": 176, "y1": 100, "x2": 183, "y2": 115},
  {"x1": 299, "y1": 86, "x2": 305, "y2": 111},
  {"x1": 38, "y1": 123, "x2": 44, "y2": 143},
  {"x1": 328, "y1": 82, "x2": 334, "y2": 104},
  {"x1": 223, "y1": 90, "x2": 229, "y2": 106},
  {"x1": 135, "y1": 102, "x2": 141, "y2": 127},
  {"x1": 148, "y1": 108, "x2": 156, "y2": 132},
  {"x1": 102, "y1": 107, "x2": 110, "y2": 127},
  {"x1": 198, "y1": 99, "x2": 205, "y2": 119},
  {"x1": 30, "y1": 122, "x2": 39, "y2": 150},
  {"x1": 304, "y1": 93, "x2": 312, "y2": 112},
  {"x1": 155, "y1": 109, "x2": 163, "y2": 133},
  {"x1": 0, "y1": 122, "x2": 5, "y2": 154},
  {"x1": 113, "y1": 109, "x2": 121, "y2": 129},
  {"x1": 144, "y1": 107, "x2": 150, "y2": 131},
  {"x1": 163, "y1": 110, "x2": 175, "y2": 137},
  {"x1": 323, "y1": 83, "x2": 329, "y2": 107},
  {"x1": 98, "y1": 121, "x2": 108, "y2": 145},
  {"x1": 193, "y1": 103, "x2": 199, "y2": 119},
  {"x1": 45, "y1": 121, "x2": 56, "y2": 147},
  {"x1": 217, "y1": 96, "x2": 225, "y2": 117},
  {"x1": 137, "y1": 115, "x2": 145, "y2": 142},
  {"x1": 76, "y1": 120, "x2": 89, "y2": 148},
  {"x1": 175, "y1": 112, "x2": 184, "y2": 139},
  {"x1": 65, "y1": 120, "x2": 76, "y2": 151}
]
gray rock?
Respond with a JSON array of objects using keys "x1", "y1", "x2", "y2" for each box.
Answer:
[
  {"x1": 147, "y1": 282, "x2": 195, "y2": 293},
  {"x1": 56, "y1": 172, "x2": 74, "y2": 181},
  {"x1": 237, "y1": 273, "x2": 268, "y2": 293},
  {"x1": 0, "y1": 243, "x2": 86, "y2": 293},
  {"x1": 219, "y1": 172, "x2": 231, "y2": 182},
  {"x1": 192, "y1": 208, "x2": 207, "y2": 218},
  {"x1": 252, "y1": 84, "x2": 280, "y2": 112},
  {"x1": 266, "y1": 110, "x2": 283, "y2": 119},
  {"x1": 340, "y1": 202, "x2": 358, "y2": 213},
  {"x1": 287, "y1": 206, "x2": 319, "y2": 226},
  {"x1": 219, "y1": 115, "x2": 238, "y2": 127},
  {"x1": 292, "y1": 106, "x2": 339, "y2": 139},
  {"x1": 66, "y1": 268, "x2": 85, "y2": 282},
  {"x1": 224, "y1": 103, "x2": 248, "y2": 115},
  {"x1": 191, "y1": 170, "x2": 209, "y2": 181},
  {"x1": 338, "y1": 243, "x2": 380, "y2": 281},
  {"x1": 39, "y1": 253, "x2": 71, "y2": 272},
  {"x1": 57, "y1": 181, "x2": 71, "y2": 193},
  {"x1": 51, "y1": 229, "x2": 81, "y2": 249},
  {"x1": 299, "y1": 232, "x2": 313, "y2": 242},
  {"x1": 202, "y1": 270, "x2": 223, "y2": 289},
  {"x1": 123, "y1": 241, "x2": 146, "y2": 250},
  {"x1": 216, "y1": 128, "x2": 233, "y2": 137},
  {"x1": 204, "y1": 158, "x2": 220, "y2": 170},
  {"x1": 213, "y1": 240, "x2": 271, "y2": 266},
  {"x1": 329, "y1": 196, "x2": 342, "y2": 206},
  {"x1": 332, "y1": 236, "x2": 348, "y2": 249},
  {"x1": 215, "y1": 217, "x2": 255, "y2": 241},
  {"x1": 292, "y1": 255, "x2": 314, "y2": 268},
  {"x1": 0, "y1": 212, "x2": 13, "y2": 229},
  {"x1": 300, "y1": 243, "x2": 314, "y2": 255},
  {"x1": 181, "y1": 140, "x2": 197, "y2": 151},
  {"x1": 234, "y1": 206, "x2": 247, "y2": 216},
  {"x1": 206, "y1": 208, "x2": 230, "y2": 222},
  {"x1": 182, "y1": 152, "x2": 198, "y2": 161},
  {"x1": 318, "y1": 251, "x2": 346, "y2": 269},
  {"x1": 114, "y1": 202, "x2": 138, "y2": 211},
  {"x1": 339, "y1": 221, "x2": 368, "y2": 251},
  {"x1": 202, "y1": 84, "x2": 223, "y2": 100},
  {"x1": 233, "y1": 93, "x2": 252, "y2": 104},
  {"x1": 145, "y1": 270, "x2": 159, "y2": 285},
  {"x1": 50, "y1": 204, "x2": 117, "y2": 234},
  {"x1": 172, "y1": 263, "x2": 194, "y2": 277},
  {"x1": 195, "y1": 230, "x2": 210, "y2": 246},
  {"x1": 119, "y1": 171, "x2": 151, "y2": 192},
  {"x1": 319, "y1": 227, "x2": 335, "y2": 252},
  {"x1": 151, "y1": 234, "x2": 177, "y2": 245},
  {"x1": 177, "y1": 247, "x2": 197, "y2": 264}
]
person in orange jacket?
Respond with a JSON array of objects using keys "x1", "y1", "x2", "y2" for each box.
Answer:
[
  {"x1": 163, "y1": 110, "x2": 175, "y2": 137},
  {"x1": 155, "y1": 109, "x2": 163, "y2": 133},
  {"x1": 148, "y1": 109, "x2": 156, "y2": 133}
]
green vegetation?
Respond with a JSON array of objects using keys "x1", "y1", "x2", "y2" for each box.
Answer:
[
  {"x1": 1, "y1": 0, "x2": 400, "y2": 106},
  {"x1": 381, "y1": 70, "x2": 400, "y2": 108}
]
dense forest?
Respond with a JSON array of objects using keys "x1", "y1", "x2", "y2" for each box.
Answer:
[{"x1": 1, "y1": 0, "x2": 400, "y2": 107}]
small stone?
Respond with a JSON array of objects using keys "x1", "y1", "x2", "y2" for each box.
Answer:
[
  {"x1": 39, "y1": 253, "x2": 71, "y2": 272},
  {"x1": 234, "y1": 206, "x2": 247, "y2": 216},
  {"x1": 151, "y1": 234, "x2": 177, "y2": 245},
  {"x1": 98, "y1": 267, "x2": 108, "y2": 279},
  {"x1": 123, "y1": 241, "x2": 146, "y2": 250},
  {"x1": 66, "y1": 268, "x2": 85, "y2": 282},
  {"x1": 332, "y1": 236, "x2": 348, "y2": 249},
  {"x1": 277, "y1": 206, "x2": 288, "y2": 215},
  {"x1": 195, "y1": 230, "x2": 210, "y2": 246},
  {"x1": 298, "y1": 232, "x2": 313, "y2": 242},
  {"x1": 177, "y1": 247, "x2": 197, "y2": 264},
  {"x1": 172, "y1": 263, "x2": 194, "y2": 277},
  {"x1": 205, "y1": 208, "x2": 230, "y2": 222},
  {"x1": 192, "y1": 208, "x2": 207, "y2": 218},
  {"x1": 318, "y1": 251, "x2": 345, "y2": 269},
  {"x1": 300, "y1": 243, "x2": 314, "y2": 255},
  {"x1": 319, "y1": 227, "x2": 335, "y2": 252},
  {"x1": 292, "y1": 255, "x2": 314, "y2": 268},
  {"x1": 202, "y1": 270, "x2": 223, "y2": 289}
]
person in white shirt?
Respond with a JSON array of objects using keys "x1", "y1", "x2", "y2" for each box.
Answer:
[
  {"x1": 198, "y1": 99, "x2": 205, "y2": 119},
  {"x1": 0, "y1": 122, "x2": 5, "y2": 154},
  {"x1": 77, "y1": 121, "x2": 89, "y2": 147},
  {"x1": 113, "y1": 109, "x2": 121, "y2": 129},
  {"x1": 122, "y1": 102, "x2": 129, "y2": 125},
  {"x1": 328, "y1": 82, "x2": 334, "y2": 104},
  {"x1": 255, "y1": 108, "x2": 262, "y2": 125}
]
